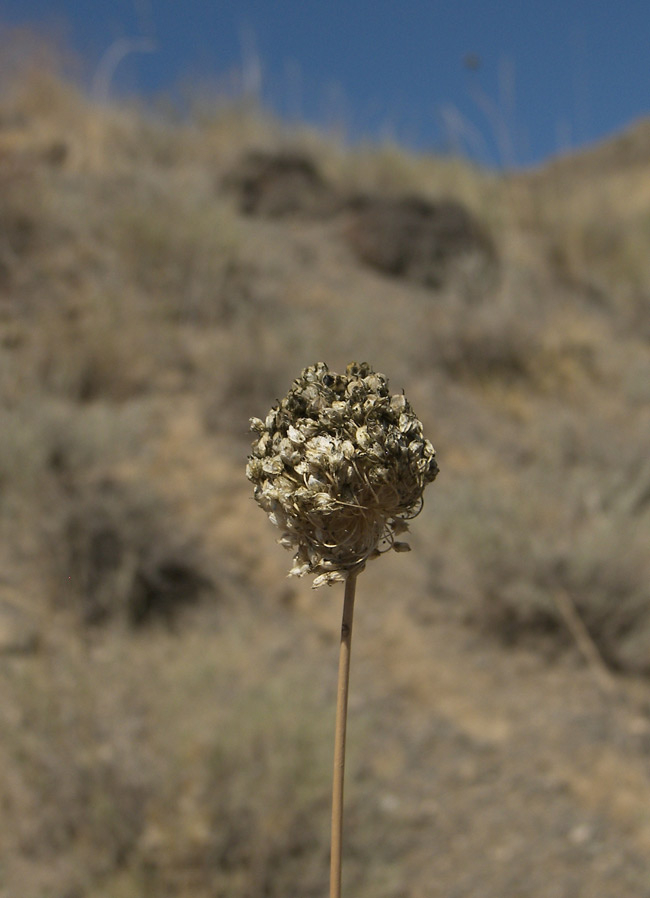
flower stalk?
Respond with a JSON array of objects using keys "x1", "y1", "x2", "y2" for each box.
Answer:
[
  {"x1": 330, "y1": 571, "x2": 357, "y2": 898},
  {"x1": 247, "y1": 361, "x2": 438, "y2": 896}
]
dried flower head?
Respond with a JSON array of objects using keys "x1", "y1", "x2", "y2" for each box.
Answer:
[{"x1": 246, "y1": 362, "x2": 439, "y2": 587}]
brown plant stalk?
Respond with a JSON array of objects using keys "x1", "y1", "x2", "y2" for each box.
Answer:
[{"x1": 330, "y1": 571, "x2": 357, "y2": 898}]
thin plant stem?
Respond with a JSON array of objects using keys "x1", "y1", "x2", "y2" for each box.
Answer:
[
  {"x1": 330, "y1": 571, "x2": 358, "y2": 898},
  {"x1": 552, "y1": 589, "x2": 616, "y2": 694}
]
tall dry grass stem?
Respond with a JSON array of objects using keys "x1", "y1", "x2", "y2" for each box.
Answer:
[{"x1": 552, "y1": 589, "x2": 616, "y2": 694}]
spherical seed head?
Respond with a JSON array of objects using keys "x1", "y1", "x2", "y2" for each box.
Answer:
[{"x1": 246, "y1": 362, "x2": 439, "y2": 587}]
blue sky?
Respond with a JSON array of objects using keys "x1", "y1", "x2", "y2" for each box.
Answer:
[{"x1": 1, "y1": 1, "x2": 649, "y2": 168}]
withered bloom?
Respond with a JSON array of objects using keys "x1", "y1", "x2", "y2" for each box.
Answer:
[{"x1": 246, "y1": 362, "x2": 438, "y2": 587}]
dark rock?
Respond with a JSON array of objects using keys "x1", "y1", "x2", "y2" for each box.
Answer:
[
  {"x1": 345, "y1": 194, "x2": 498, "y2": 294},
  {"x1": 222, "y1": 150, "x2": 339, "y2": 218}
]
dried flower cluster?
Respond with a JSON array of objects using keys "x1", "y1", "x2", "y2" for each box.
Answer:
[{"x1": 246, "y1": 362, "x2": 439, "y2": 587}]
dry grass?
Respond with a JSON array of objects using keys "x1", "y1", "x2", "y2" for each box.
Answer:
[
  {"x1": 0, "y1": 610, "x2": 338, "y2": 898},
  {"x1": 1, "y1": 35, "x2": 650, "y2": 897}
]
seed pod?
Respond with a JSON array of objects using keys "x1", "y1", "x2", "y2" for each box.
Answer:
[{"x1": 247, "y1": 362, "x2": 439, "y2": 587}]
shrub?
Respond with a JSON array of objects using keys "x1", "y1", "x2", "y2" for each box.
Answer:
[
  {"x1": 34, "y1": 298, "x2": 162, "y2": 402},
  {"x1": 59, "y1": 476, "x2": 212, "y2": 627},
  {"x1": 457, "y1": 478, "x2": 650, "y2": 674},
  {"x1": 112, "y1": 187, "x2": 243, "y2": 324}
]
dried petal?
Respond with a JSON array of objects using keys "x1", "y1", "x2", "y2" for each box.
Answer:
[{"x1": 287, "y1": 424, "x2": 305, "y2": 444}]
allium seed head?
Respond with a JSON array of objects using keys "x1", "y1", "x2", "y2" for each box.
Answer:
[{"x1": 246, "y1": 362, "x2": 439, "y2": 587}]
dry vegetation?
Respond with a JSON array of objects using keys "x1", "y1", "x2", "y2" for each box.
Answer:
[{"x1": 1, "y1": 32, "x2": 650, "y2": 898}]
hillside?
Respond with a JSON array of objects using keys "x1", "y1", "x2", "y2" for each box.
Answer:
[{"x1": 1, "y1": 51, "x2": 650, "y2": 898}]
